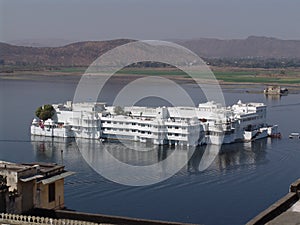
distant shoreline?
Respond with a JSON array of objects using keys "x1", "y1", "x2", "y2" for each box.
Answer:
[{"x1": 1, "y1": 69, "x2": 300, "y2": 91}]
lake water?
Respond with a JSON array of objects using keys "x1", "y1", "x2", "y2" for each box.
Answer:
[{"x1": 0, "y1": 75, "x2": 300, "y2": 225}]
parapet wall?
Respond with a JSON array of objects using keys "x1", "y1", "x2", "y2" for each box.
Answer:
[
  {"x1": 1, "y1": 210, "x2": 196, "y2": 225},
  {"x1": 0, "y1": 213, "x2": 103, "y2": 225},
  {"x1": 246, "y1": 178, "x2": 300, "y2": 225},
  {"x1": 55, "y1": 209, "x2": 194, "y2": 225}
]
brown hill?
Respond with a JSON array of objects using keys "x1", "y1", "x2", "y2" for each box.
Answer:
[
  {"x1": 0, "y1": 39, "x2": 134, "y2": 67},
  {"x1": 175, "y1": 36, "x2": 300, "y2": 58},
  {"x1": 1, "y1": 37, "x2": 300, "y2": 69}
]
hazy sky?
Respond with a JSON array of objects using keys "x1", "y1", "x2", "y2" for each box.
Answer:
[{"x1": 1, "y1": 0, "x2": 300, "y2": 42}]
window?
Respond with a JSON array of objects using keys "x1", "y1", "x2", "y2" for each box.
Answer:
[{"x1": 48, "y1": 183, "x2": 55, "y2": 202}]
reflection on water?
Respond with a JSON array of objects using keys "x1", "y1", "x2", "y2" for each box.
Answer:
[
  {"x1": 187, "y1": 139, "x2": 268, "y2": 173},
  {"x1": 216, "y1": 139, "x2": 268, "y2": 170},
  {"x1": 31, "y1": 135, "x2": 268, "y2": 178},
  {"x1": 264, "y1": 93, "x2": 282, "y2": 102}
]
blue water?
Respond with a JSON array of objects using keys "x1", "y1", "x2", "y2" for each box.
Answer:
[{"x1": 0, "y1": 75, "x2": 300, "y2": 225}]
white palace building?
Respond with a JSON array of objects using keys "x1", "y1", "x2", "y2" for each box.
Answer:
[{"x1": 31, "y1": 101, "x2": 279, "y2": 146}]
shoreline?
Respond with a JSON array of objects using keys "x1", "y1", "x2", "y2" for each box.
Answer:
[{"x1": 1, "y1": 71, "x2": 300, "y2": 91}]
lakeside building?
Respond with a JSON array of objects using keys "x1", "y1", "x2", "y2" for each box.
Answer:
[
  {"x1": 0, "y1": 161, "x2": 73, "y2": 214},
  {"x1": 264, "y1": 85, "x2": 288, "y2": 95},
  {"x1": 31, "y1": 100, "x2": 279, "y2": 145}
]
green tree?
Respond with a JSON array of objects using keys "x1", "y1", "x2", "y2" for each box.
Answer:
[
  {"x1": 114, "y1": 106, "x2": 125, "y2": 115},
  {"x1": 35, "y1": 104, "x2": 55, "y2": 120}
]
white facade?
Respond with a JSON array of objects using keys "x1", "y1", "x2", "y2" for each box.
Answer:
[{"x1": 31, "y1": 100, "x2": 278, "y2": 145}]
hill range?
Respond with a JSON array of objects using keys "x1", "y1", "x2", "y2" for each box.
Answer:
[{"x1": 0, "y1": 36, "x2": 300, "y2": 68}]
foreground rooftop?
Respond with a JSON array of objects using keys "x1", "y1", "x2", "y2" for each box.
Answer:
[{"x1": 247, "y1": 178, "x2": 300, "y2": 225}]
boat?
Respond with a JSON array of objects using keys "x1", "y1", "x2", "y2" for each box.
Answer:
[
  {"x1": 289, "y1": 133, "x2": 300, "y2": 139},
  {"x1": 31, "y1": 100, "x2": 279, "y2": 146}
]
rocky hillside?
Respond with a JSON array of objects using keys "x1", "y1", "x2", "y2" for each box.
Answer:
[
  {"x1": 1, "y1": 36, "x2": 300, "y2": 69},
  {"x1": 175, "y1": 36, "x2": 300, "y2": 58},
  {"x1": 0, "y1": 39, "x2": 133, "y2": 67}
]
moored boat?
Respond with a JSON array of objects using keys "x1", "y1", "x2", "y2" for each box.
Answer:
[{"x1": 289, "y1": 133, "x2": 300, "y2": 139}]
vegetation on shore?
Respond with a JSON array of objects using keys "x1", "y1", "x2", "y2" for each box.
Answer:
[
  {"x1": 1, "y1": 66, "x2": 299, "y2": 85},
  {"x1": 115, "y1": 67, "x2": 300, "y2": 85}
]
